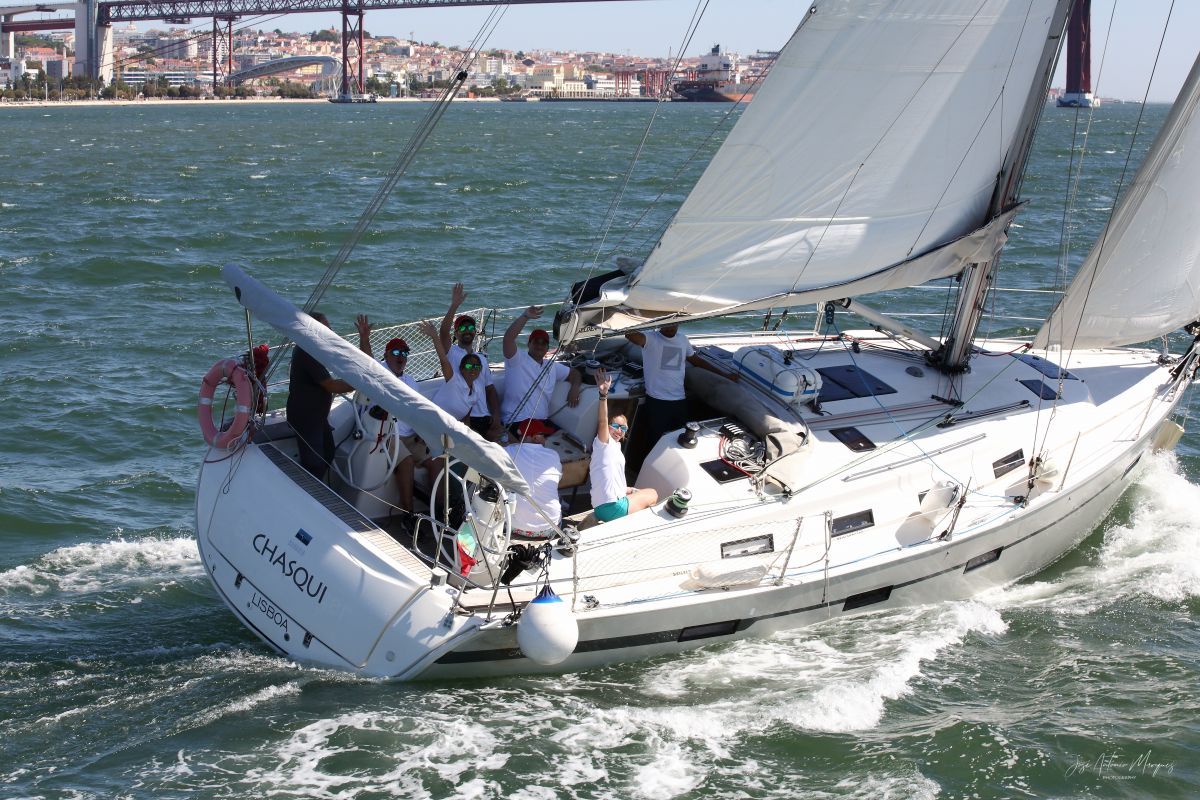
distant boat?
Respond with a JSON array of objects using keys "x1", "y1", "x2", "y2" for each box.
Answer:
[
  {"x1": 672, "y1": 44, "x2": 769, "y2": 103},
  {"x1": 329, "y1": 92, "x2": 377, "y2": 104}
]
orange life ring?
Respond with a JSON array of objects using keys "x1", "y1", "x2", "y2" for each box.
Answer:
[{"x1": 198, "y1": 358, "x2": 253, "y2": 448}]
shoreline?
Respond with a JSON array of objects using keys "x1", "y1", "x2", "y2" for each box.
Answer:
[{"x1": 0, "y1": 95, "x2": 503, "y2": 109}]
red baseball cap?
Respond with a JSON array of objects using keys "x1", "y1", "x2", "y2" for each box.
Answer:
[
  {"x1": 511, "y1": 419, "x2": 556, "y2": 438},
  {"x1": 385, "y1": 338, "x2": 409, "y2": 354},
  {"x1": 529, "y1": 328, "x2": 550, "y2": 343},
  {"x1": 454, "y1": 314, "x2": 476, "y2": 329}
]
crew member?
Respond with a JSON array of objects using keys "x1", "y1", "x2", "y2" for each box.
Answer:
[
  {"x1": 355, "y1": 314, "x2": 427, "y2": 514},
  {"x1": 439, "y1": 282, "x2": 503, "y2": 440},
  {"x1": 501, "y1": 305, "x2": 582, "y2": 429},
  {"x1": 624, "y1": 323, "x2": 734, "y2": 473},
  {"x1": 591, "y1": 368, "x2": 658, "y2": 522},
  {"x1": 506, "y1": 422, "x2": 564, "y2": 537},
  {"x1": 287, "y1": 311, "x2": 354, "y2": 480}
]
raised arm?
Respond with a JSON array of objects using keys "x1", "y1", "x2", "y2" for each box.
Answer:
[
  {"x1": 595, "y1": 368, "x2": 613, "y2": 444},
  {"x1": 355, "y1": 314, "x2": 374, "y2": 358},
  {"x1": 438, "y1": 282, "x2": 466, "y2": 353},
  {"x1": 419, "y1": 320, "x2": 453, "y2": 382},
  {"x1": 503, "y1": 305, "x2": 542, "y2": 359},
  {"x1": 624, "y1": 331, "x2": 647, "y2": 348}
]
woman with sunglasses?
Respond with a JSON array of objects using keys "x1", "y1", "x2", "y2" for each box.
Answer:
[
  {"x1": 438, "y1": 282, "x2": 503, "y2": 440},
  {"x1": 590, "y1": 368, "x2": 659, "y2": 523}
]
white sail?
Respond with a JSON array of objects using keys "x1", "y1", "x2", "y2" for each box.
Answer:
[
  {"x1": 625, "y1": 0, "x2": 1062, "y2": 317},
  {"x1": 1035, "y1": 54, "x2": 1200, "y2": 351},
  {"x1": 221, "y1": 264, "x2": 529, "y2": 494}
]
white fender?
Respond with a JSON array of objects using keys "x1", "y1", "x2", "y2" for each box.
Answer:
[{"x1": 517, "y1": 584, "x2": 579, "y2": 665}]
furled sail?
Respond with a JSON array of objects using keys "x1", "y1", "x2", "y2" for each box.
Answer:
[
  {"x1": 1035, "y1": 53, "x2": 1200, "y2": 351},
  {"x1": 623, "y1": 0, "x2": 1063, "y2": 318},
  {"x1": 221, "y1": 264, "x2": 529, "y2": 494}
]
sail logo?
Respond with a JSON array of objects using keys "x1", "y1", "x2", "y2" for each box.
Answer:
[{"x1": 253, "y1": 533, "x2": 329, "y2": 605}]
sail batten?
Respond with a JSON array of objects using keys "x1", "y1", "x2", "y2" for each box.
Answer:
[{"x1": 622, "y1": 0, "x2": 1063, "y2": 319}]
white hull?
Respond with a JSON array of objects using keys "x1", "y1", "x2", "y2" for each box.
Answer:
[{"x1": 195, "y1": 330, "x2": 1187, "y2": 679}]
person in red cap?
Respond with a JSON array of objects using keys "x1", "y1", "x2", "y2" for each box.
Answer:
[
  {"x1": 355, "y1": 314, "x2": 428, "y2": 514},
  {"x1": 500, "y1": 304, "x2": 582, "y2": 429},
  {"x1": 438, "y1": 282, "x2": 503, "y2": 440}
]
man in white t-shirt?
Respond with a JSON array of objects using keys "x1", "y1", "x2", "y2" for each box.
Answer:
[
  {"x1": 439, "y1": 282, "x2": 503, "y2": 440},
  {"x1": 355, "y1": 315, "x2": 429, "y2": 514},
  {"x1": 501, "y1": 305, "x2": 582, "y2": 427},
  {"x1": 590, "y1": 368, "x2": 658, "y2": 522},
  {"x1": 505, "y1": 429, "x2": 563, "y2": 536},
  {"x1": 624, "y1": 323, "x2": 734, "y2": 474}
]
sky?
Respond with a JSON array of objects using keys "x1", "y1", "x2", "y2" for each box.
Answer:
[
  {"x1": 9, "y1": 0, "x2": 1196, "y2": 101},
  {"x1": 295, "y1": 0, "x2": 1196, "y2": 102}
]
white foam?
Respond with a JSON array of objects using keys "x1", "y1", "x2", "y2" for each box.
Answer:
[
  {"x1": 989, "y1": 452, "x2": 1200, "y2": 613},
  {"x1": 0, "y1": 536, "x2": 202, "y2": 597}
]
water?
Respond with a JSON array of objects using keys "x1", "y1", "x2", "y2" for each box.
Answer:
[{"x1": 2, "y1": 100, "x2": 1198, "y2": 798}]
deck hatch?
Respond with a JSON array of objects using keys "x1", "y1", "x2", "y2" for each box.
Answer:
[
  {"x1": 1018, "y1": 379, "x2": 1059, "y2": 400},
  {"x1": 1017, "y1": 353, "x2": 1075, "y2": 380},
  {"x1": 843, "y1": 585, "x2": 892, "y2": 611},
  {"x1": 992, "y1": 448, "x2": 1025, "y2": 479},
  {"x1": 830, "y1": 426, "x2": 876, "y2": 452},
  {"x1": 831, "y1": 509, "x2": 875, "y2": 536},
  {"x1": 964, "y1": 548, "x2": 1002, "y2": 572},
  {"x1": 816, "y1": 365, "x2": 898, "y2": 402},
  {"x1": 721, "y1": 534, "x2": 775, "y2": 559},
  {"x1": 678, "y1": 620, "x2": 741, "y2": 642},
  {"x1": 700, "y1": 459, "x2": 748, "y2": 483}
]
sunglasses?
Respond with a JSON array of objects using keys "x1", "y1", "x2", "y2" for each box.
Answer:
[
  {"x1": 609, "y1": 423, "x2": 628, "y2": 434},
  {"x1": 456, "y1": 323, "x2": 476, "y2": 333},
  {"x1": 461, "y1": 362, "x2": 481, "y2": 372},
  {"x1": 389, "y1": 349, "x2": 409, "y2": 358}
]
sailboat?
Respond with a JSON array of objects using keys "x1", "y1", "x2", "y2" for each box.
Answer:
[{"x1": 195, "y1": 1, "x2": 1200, "y2": 680}]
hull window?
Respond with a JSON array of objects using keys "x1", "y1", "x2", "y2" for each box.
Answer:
[
  {"x1": 721, "y1": 534, "x2": 775, "y2": 559},
  {"x1": 678, "y1": 620, "x2": 741, "y2": 642},
  {"x1": 964, "y1": 547, "x2": 1003, "y2": 573},
  {"x1": 843, "y1": 586, "x2": 892, "y2": 611}
]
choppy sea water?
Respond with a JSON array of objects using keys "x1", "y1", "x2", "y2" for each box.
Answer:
[{"x1": 1, "y1": 100, "x2": 1198, "y2": 798}]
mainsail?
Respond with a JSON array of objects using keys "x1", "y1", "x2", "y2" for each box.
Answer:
[
  {"x1": 622, "y1": 0, "x2": 1065, "y2": 319},
  {"x1": 1035, "y1": 53, "x2": 1200, "y2": 351},
  {"x1": 221, "y1": 264, "x2": 529, "y2": 494}
]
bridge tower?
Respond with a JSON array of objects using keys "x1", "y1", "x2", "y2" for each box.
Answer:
[
  {"x1": 1057, "y1": 0, "x2": 1097, "y2": 108},
  {"x1": 339, "y1": 0, "x2": 365, "y2": 98},
  {"x1": 74, "y1": 0, "x2": 112, "y2": 84}
]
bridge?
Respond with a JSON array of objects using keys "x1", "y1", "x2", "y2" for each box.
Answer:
[
  {"x1": 227, "y1": 53, "x2": 336, "y2": 84},
  {"x1": 0, "y1": 0, "x2": 637, "y2": 92}
]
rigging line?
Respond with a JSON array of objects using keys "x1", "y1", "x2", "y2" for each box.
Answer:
[
  {"x1": 578, "y1": 0, "x2": 712, "y2": 284},
  {"x1": 1030, "y1": 0, "x2": 1119, "y2": 462},
  {"x1": 664, "y1": 2, "x2": 991, "y2": 321},
  {"x1": 610, "y1": 33, "x2": 784, "y2": 261},
  {"x1": 300, "y1": 4, "x2": 507, "y2": 313},
  {"x1": 262, "y1": 6, "x2": 508, "y2": 384},
  {"x1": 1060, "y1": 0, "x2": 1175, "y2": 369},
  {"x1": 906, "y1": 0, "x2": 1041, "y2": 260}
]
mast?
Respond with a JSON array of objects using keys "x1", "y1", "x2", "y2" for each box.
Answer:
[{"x1": 937, "y1": 0, "x2": 1076, "y2": 373}]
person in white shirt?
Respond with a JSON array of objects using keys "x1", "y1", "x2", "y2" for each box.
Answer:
[
  {"x1": 624, "y1": 323, "x2": 734, "y2": 473},
  {"x1": 438, "y1": 282, "x2": 503, "y2": 440},
  {"x1": 506, "y1": 430, "x2": 563, "y2": 536},
  {"x1": 501, "y1": 305, "x2": 582, "y2": 428},
  {"x1": 590, "y1": 368, "x2": 658, "y2": 522},
  {"x1": 355, "y1": 314, "x2": 429, "y2": 514}
]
